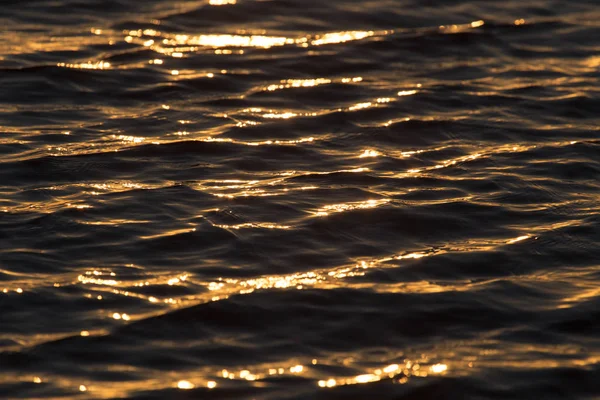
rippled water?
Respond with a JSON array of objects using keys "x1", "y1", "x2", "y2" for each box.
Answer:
[{"x1": 1, "y1": 0, "x2": 599, "y2": 398}]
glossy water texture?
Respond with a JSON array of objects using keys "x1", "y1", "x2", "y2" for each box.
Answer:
[{"x1": 1, "y1": 0, "x2": 599, "y2": 398}]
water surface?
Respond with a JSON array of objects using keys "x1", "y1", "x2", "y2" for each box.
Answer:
[{"x1": 1, "y1": 0, "x2": 599, "y2": 398}]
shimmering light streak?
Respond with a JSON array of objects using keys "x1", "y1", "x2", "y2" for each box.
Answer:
[
  {"x1": 112, "y1": 135, "x2": 145, "y2": 143},
  {"x1": 78, "y1": 270, "x2": 119, "y2": 286},
  {"x1": 199, "y1": 230, "x2": 558, "y2": 305},
  {"x1": 359, "y1": 149, "x2": 381, "y2": 158},
  {"x1": 166, "y1": 34, "x2": 293, "y2": 48},
  {"x1": 439, "y1": 20, "x2": 485, "y2": 32},
  {"x1": 397, "y1": 90, "x2": 417, "y2": 96},
  {"x1": 316, "y1": 359, "x2": 448, "y2": 389},
  {"x1": 202, "y1": 136, "x2": 315, "y2": 146},
  {"x1": 56, "y1": 61, "x2": 111, "y2": 69},
  {"x1": 124, "y1": 28, "x2": 383, "y2": 60},
  {"x1": 213, "y1": 222, "x2": 292, "y2": 230},
  {"x1": 262, "y1": 112, "x2": 298, "y2": 119},
  {"x1": 311, "y1": 31, "x2": 374, "y2": 46},
  {"x1": 507, "y1": 235, "x2": 532, "y2": 244},
  {"x1": 315, "y1": 199, "x2": 390, "y2": 216},
  {"x1": 348, "y1": 102, "x2": 372, "y2": 111},
  {"x1": 267, "y1": 78, "x2": 332, "y2": 91}
]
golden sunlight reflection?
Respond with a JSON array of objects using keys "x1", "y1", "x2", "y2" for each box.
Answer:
[
  {"x1": 124, "y1": 28, "x2": 384, "y2": 58},
  {"x1": 213, "y1": 222, "x2": 291, "y2": 230},
  {"x1": 204, "y1": 250, "x2": 444, "y2": 297},
  {"x1": 140, "y1": 228, "x2": 197, "y2": 240},
  {"x1": 218, "y1": 363, "x2": 306, "y2": 383},
  {"x1": 262, "y1": 111, "x2": 298, "y2": 119},
  {"x1": 112, "y1": 312, "x2": 131, "y2": 321},
  {"x1": 430, "y1": 363, "x2": 448, "y2": 373},
  {"x1": 202, "y1": 136, "x2": 315, "y2": 146},
  {"x1": 401, "y1": 152, "x2": 483, "y2": 176},
  {"x1": 439, "y1": 20, "x2": 484, "y2": 33},
  {"x1": 240, "y1": 92, "x2": 402, "y2": 119},
  {"x1": 506, "y1": 235, "x2": 533, "y2": 244},
  {"x1": 311, "y1": 31, "x2": 374, "y2": 46},
  {"x1": 316, "y1": 360, "x2": 448, "y2": 389},
  {"x1": 193, "y1": 229, "x2": 562, "y2": 307},
  {"x1": 163, "y1": 34, "x2": 293, "y2": 48},
  {"x1": 195, "y1": 167, "x2": 368, "y2": 199},
  {"x1": 315, "y1": 199, "x2": 390, "y2": 216},
  {"x1": 177, "y1": 380, "x2": 195, "y2": 389},
  {"x1": 397, "y1": 90, "x2": 417, "y2": 96},
  {"x1": 266, "y1": 78, "x2": 332, "y2": 91},
  {"x1": 210, "y1": 0, "x2": 236, "y2": 4},
  {"x1": 78, "y1": 271, "x2": 119, "y2": 286},
  {"x1": 359, "y1": 149, "x2": 381, "y2": 158},
  {"x1": 56, "y1": 61, "x2": 111, "y2": 70},
  {"x1": 386, "y1": 141, "x2": 575, "y2": 178},
  {"x1": 558, "y1": 286, "x2": 600, "y2": 309},
  {"x1": 348, "y1": 102, "x2": 372, "y2": 111}
]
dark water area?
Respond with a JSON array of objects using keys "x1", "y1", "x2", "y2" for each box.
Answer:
[{"x1": 1, "y1": 0, "x2": 599, "y2": 398}]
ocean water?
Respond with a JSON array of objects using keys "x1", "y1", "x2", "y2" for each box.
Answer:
[{"x1": 1, "y1": 0, "x2": 599, "y2": 398}]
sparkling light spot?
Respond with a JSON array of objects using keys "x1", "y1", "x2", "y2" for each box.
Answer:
[
  {"x1": 177, "y1": 380, "x2": 195, "y2": 389},
  {"x1": 430, "y1": 363, "x2": 448, "y2": 374},
  {"x1": 290, "y1": 365, "x2": 303, "y2": 373}
]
